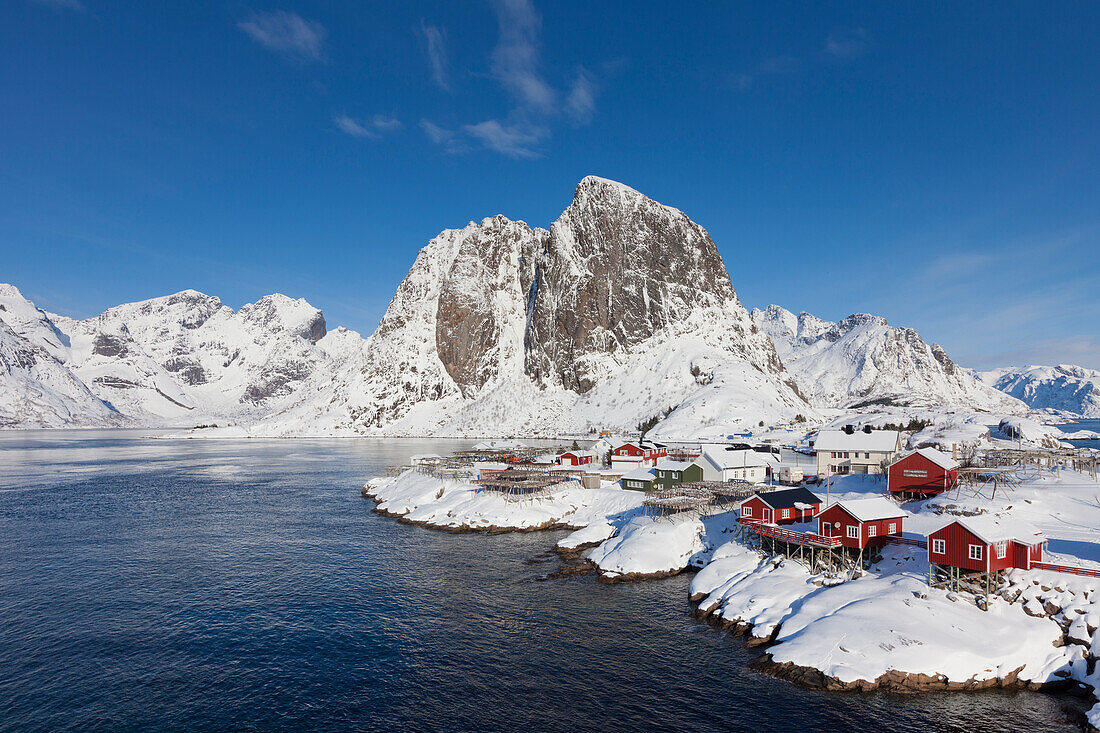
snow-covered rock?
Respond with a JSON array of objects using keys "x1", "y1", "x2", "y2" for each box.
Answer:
[
  {"x1": 0, "y1": 318, "x2": 122, "y2": 428},
  {"x1": 979, "y1": 364, "x2": 1100, "y2": 417},
  {"x1": 753, "y1": 304, "x2": 1026, "y2": 413},
  {"x1": 261, "y1": 176, "x2": 813, "y2": 437}
]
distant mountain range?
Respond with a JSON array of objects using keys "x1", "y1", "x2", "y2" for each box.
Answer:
[
  {"x1": 5, "y1": 177, "x2": 1086, "y2": 436},
  {"x1": 977, "y1": 364, "x2": 1100, "y2": 417}
]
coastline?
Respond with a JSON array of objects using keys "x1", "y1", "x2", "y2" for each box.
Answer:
[{"x1": 363, "y1": 468, "x2": 1100, "y2": 729}]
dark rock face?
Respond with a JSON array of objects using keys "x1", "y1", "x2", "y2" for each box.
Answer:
[
  {"x1": 434, "y1": 216, "x2": 543, "y2": 397},
  {"x1": 524, "y1": 177, "x2": 761, "y2": 393},
  {"x1": 162, "y1": 356, "x2": 207, "y2": 385},
  {"x1": 307, "y1": 314, "x2": 326, "y2": 344},
  {"x1": 92, "y1": 332, "x2": 128, "y2": 358}
]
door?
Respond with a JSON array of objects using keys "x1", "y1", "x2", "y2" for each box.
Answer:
[{"x1": 762, "y1": 507, "x2": 772, "y2": 523}]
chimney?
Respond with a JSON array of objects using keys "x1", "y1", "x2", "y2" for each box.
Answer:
[
  {"x1": 863, "y1": 425, "x2": 873, "y2": 434},
  {"x1": 844, "y1": 425, "x2": 855, "y2": 435}
]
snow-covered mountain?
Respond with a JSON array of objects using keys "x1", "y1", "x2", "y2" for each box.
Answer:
[
  {"x1": 0, "y1": 285, "x2": 122, "y2": 428},
  {"x1": 260, "y1": 176, "x2": 811, "y2": 437},
  {"x1": 3, "y1": 177, "x2": 1054, "y2": 434},
  {"x1": 0, "y1": 284, "x2": 328, "y2": 426},
  {"x1": 752, "y1": 304, "x2": 1025, "y2": 413},
  {"x1": 978, "y1": 364, "x2": 1100, "y2": 417}
]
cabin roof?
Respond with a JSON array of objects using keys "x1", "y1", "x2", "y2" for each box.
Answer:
[
  {"x1": 654, "y1": 459, "x2": 698, "y2": 472},
  {"x1": 825, "y1": 497, "x2": 908, "y2": 522},
  {"x1": 620, "y1": 466, "x2": 655, "y2": 482},
  {"x1": 750, "y1": 487, "x2": 822, "y2": 510},
  {"x1": 939, "y1": 515, "x2": 1045, "y2": 546},
  {"x1": 894, "y1": 447, "x2": 960, "y2": 471}
]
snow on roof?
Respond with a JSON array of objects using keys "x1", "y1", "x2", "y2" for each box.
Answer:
[
  {"x1": 829, "y1": 497, "x2": 908, "y2": 522},
  {"x1": 655, "y1": 458, "x2": 697, "y2": 471},
  {"x1": 753, "y1": 487, "x2": 822, "y2": 509},
  {"x1": 562, "y1": 449, "x2": 597, "y2": 457},
  {"x1": 409, "y1": 453, "x2": 442, "y2": 462},
  {"x1": 814, "y1": 429, "x2": 901, "y2": 453},
  {"x1": 894, "y1": 447, "x2": 960, "y2": 471},
  {"x1": 701, "y1": 447, "x2": 770, "y2": 469},
  {"x1": 946, "y1": 515, "x2": 1045, "y2": 546},
  {"x1": 620, "y1": 466, "x2": 655, "y2": 482}
]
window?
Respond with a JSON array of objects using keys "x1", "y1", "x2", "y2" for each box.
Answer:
[
  {"x1": 743, "y1": 506, "x2": 753, "y2": 517},
  {"x1": 868, "y1": 525, "x2": 877, "y2": 537},
  {"x1": 968, "y1": 544, "x2": 983, "y2": 561},
  {"x1": 932, "y1": 539, "x2": 946, "y2": 554},
  {"x1": 781, "y1": 508, "x2": 790, "y2": 519},
  {"x1": 995, "y1": 541, "x2": 1007, "y2": 559},
  {"x1": 888, "y1": 523, "x2": 897, "y2": 534},
  {"x1": 847, "y1": 525, "x2": 859, "y2": 538}
]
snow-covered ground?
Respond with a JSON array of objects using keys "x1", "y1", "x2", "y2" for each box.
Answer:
[{"x1": 365, "y1": 458, "x2": 1100, "y2": 717}]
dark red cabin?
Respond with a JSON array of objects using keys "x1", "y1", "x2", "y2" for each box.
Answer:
[
  {"x1": 739, "y1": 487, "x2": 822, "y2": 525},
  {"x1": 816, "y1": 498, "x2": 907, "y2": 549},
  {"x1": 927, "y1": 517, "x2": 1045, "y2": 572},
  {"x1": 559, "y1": 450, "x2": 595, "y2": 466},
  {"x1": 887, "y1": 448, "x2": 959, "y2": 497}
]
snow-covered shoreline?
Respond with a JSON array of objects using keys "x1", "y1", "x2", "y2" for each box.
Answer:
[{"x1": 364, "y1": 465, "x2": 1100, "y2": 727}]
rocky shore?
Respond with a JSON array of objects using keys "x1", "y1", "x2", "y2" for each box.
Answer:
[{"x1": 364, "y1": 468, "x2": 1100, "y2": 728}]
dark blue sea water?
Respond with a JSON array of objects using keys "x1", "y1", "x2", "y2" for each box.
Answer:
[
  {"x1": 0, "y1": 431, "x2": 1083, "y2": 732},
  {"x1": 1058, "y1": 418, "x2": 1100, "y2": 450}
]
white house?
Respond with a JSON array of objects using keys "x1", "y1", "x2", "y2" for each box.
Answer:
[
  {"x1": 699, "y1": 447, "x2": 771, "y2": 483},
  {"x1": 814, "y1": 427, "x2": 902, "y2": 476}
]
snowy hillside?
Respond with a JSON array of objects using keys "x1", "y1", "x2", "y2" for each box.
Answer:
[
  {"x1": 0, "y1": 286, "x2": 122, "y2": 428},
  {"x1": 978, "y1": 364, "x2": 1100, "y2": 417},
  {"x1": 0, "y1": 284, "x2": 328, "y2": 427},
  {"x1": 753, "y1": 304, "x2": 1025, "y2": 413}
]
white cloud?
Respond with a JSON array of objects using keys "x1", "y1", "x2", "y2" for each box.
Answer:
[
  {"x1": 566, "y1": 67, "x2": 597, "y2": 125},
  {"x1": 489, "y1": 0, "x2": 556, "y2": 111},
  {"x1": 239, "y1": 11, "x2": 326, "y2": 62},
  {"x1": 462, "y1": 120, "x2": 545, "y2": 159},
  {"x1": 335, "y1": 114, "x2": 402, "y2": 139},
  {"x1": 420, "y1": 120, "x2": 469, "y2": 154},
  {"x1": 420, "y1": 1, "x2": 606, "y2": 159},
  {"x1": 420, "y1": 22, "x2": 449, "y2": 91},
  {"x1": 824, "y1": 28, "x2": 869, "y2": 59}
]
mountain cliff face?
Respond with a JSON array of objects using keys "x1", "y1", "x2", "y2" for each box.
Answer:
[
  {"x1": 258, "y1": 177, "x2": 809, "y2": 437},
  {"x1": 979, "y1": 365, "x2": 1100, "y2": 417},
  {"x1": 752, "y1": 304, "x2": 1025, "y2": 413}
]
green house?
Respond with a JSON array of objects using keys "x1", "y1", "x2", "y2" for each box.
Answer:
[
  {"x1": 653, "y1": 459, "x2": 704, "y2": 490},
  {"x1": 619, "y1": 466, "x2": 655, "y2": 492}
]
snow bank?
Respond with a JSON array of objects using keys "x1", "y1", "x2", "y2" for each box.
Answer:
[
  {"x1": 586, "y1": 516, "x2": 705, "y2": 579},
  {"x1": 364, "y1": 469, "x2": 642, "y2": 532}
]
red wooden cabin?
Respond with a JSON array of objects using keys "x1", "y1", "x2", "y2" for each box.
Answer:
[
  {"x1": 887, "y1": 448, "x2": 960, "y2": 497},
  {"x1": 927, "y1": 517, "x2": 1045, "y2": 573},
  {"x1": 739, "y1": 488, "x2": 822, "y2": 526},
  {"x1": 559, "y1": 450, "x2": 596, "y2": 466},
  {"x1": 610, "y1": 442, "x2": 667, "y2": 469},
  {"x1": 816, "y1": 498, "x2": 907, "y2": 549}
]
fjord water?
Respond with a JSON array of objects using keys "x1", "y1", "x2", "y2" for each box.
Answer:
[{"x1": 0, "y1": 432, "x2": 1079, "y2": 732}]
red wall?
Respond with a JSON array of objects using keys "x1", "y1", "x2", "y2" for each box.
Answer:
[
  {"x1": 888, "y1": 453, "x2": 956, "y2": 495},
  {"x1": 928, "y1": 522, "x2": 1036, "y2": 571},
  {"x1": 740, "y1": 496, "x2": 818, "y2": 525},
  {"x1": 816, "y1": 505, "x2": 903, "y2": 549},
  {"x1": 561, "y1": 453, "x2": 593, "y2": 466}
]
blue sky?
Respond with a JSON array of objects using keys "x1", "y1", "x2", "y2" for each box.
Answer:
[{"x1": 2, "y1": 1, "x2": 1099, "y2": 369}]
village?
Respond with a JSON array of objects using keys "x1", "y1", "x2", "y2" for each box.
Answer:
[{"x1": 364, "y1": 420, "x2": 1100, "y2": 728}]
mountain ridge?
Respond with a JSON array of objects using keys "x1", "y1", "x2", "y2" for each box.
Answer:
[{"x1": 0, "y1": 177, "x2": 1055, "y2": 434}]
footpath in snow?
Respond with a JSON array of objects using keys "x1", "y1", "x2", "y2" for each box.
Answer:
[{"x1": 364, "y1": 466, "x2": 1100, "y2": 724}]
